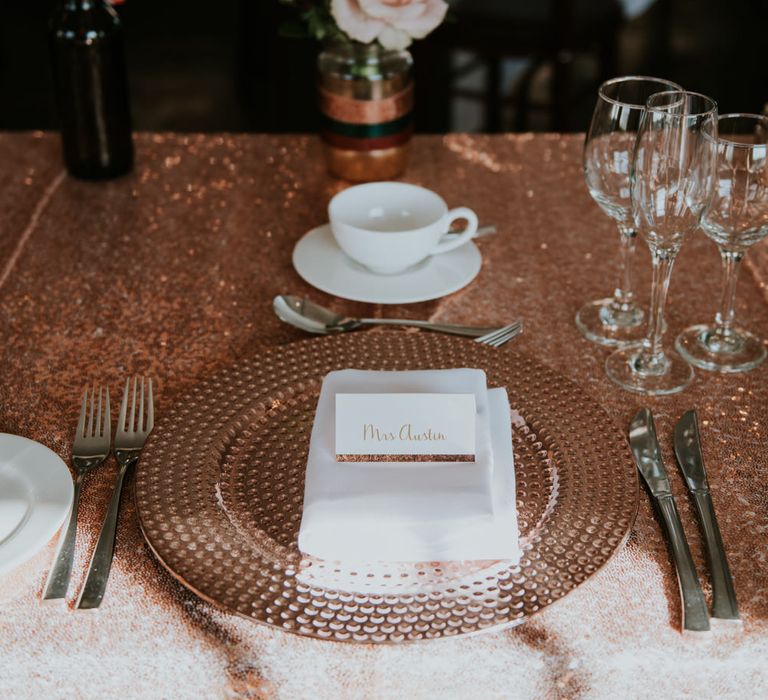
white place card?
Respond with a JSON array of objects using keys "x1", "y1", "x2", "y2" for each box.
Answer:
[{"x1": 335, "y1": 393, "x2": 476, "y2": 462}]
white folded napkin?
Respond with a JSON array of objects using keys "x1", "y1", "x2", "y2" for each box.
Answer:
[{"x1": 297, "y1": 369, "x2": 519, "y2": 563}]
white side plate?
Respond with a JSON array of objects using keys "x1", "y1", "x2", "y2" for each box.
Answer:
[{"x1": 0, "y1": 434, "x2": 73, "y2": 577}]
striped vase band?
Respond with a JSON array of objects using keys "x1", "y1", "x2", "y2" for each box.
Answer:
[
  {"x1": 321, "y1": 126, "x2": 413, "y2": 152},
  {"x1": 318, "y1": 71, "x2": 412, "y2": 101},
  {"x1": 321, "y1": 112, "x2": 412, "y2": 139},
  {"x1": 319, "y1": 84, "x2": 413, "y2": 125},
  {"x1": 323, "y1": 143, "x2": 410, "y2": 181}
]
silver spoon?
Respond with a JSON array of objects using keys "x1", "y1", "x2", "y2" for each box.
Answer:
[{"x1": 274, "y1": 295, "x2": 509, "y2": 339}]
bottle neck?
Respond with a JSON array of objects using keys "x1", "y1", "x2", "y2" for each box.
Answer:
[
  {"x1": 61, "y1": 0, "x2": 106, "y2": 10},
  {"x1": 53, "y1": 0, "x2": 120, "y2": 33}
]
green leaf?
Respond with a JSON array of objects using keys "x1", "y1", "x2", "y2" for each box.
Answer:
[{"x1": 279, "y1": 19, "x2": 308, "y2": 39}]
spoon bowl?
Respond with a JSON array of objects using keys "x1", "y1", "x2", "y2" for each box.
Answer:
[{"x1": 273, "y1": 295, "x2": 343, "y2": 334}]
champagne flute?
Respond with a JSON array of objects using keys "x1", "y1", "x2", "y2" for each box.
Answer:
[
  {"x1": 676, "y1": 113, "x2": 768, "y2": 372},
  {"x1": 577, "y1": 76, "x2": 682, "y2": 346},
  {"x1": 606, "y1": 91, "x2": 718, "y2": 395}
]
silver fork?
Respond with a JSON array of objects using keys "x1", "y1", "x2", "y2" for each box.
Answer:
[
  {"x1": 77, "y1": 376, "x2": 154, "y2": 609},
  {"x1": 475, "y1": 321, "x2": 523, "y2": 347},
  {"x1": 43, "y1": 385, "x2": 111, "y2": 600}
]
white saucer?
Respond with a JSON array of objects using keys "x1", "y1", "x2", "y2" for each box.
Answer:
[
  {"x1": 0, "y1": 434, "x2": 73, "y2": 577},
  {"x1": 292, "y1": 224, "x2": 482, "y2": 304}
]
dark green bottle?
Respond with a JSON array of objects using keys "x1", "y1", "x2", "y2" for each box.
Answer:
[{"x1": 50, "y1": 0, "x2": 133, "y2": 179}]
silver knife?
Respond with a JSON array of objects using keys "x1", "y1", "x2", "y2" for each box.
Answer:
[
  {"x1": 674, "y1": 409, "x2": 740, "y2": 622},
  {"x1": 629, "y1": 408, "x2": 710, "y2": 632}
]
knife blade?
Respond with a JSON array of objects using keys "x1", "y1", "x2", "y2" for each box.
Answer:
[
  {"x1": 629, "y1": 408, "x2": 710, "y2": 632},
  {"x1": 674, "y1": 409, "x2": 740, "y2": 622}
]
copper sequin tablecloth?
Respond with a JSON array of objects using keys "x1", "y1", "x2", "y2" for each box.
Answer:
[{"x1": 0, "y1": 133, "x2": 766, "y2": 699}]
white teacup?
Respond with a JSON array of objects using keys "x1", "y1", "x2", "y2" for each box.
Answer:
[{"x1": 328, "y1": 182, "x2": 479, "y2": 275}]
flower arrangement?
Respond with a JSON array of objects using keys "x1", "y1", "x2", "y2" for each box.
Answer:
[{"x1": 281, "y1": 0, "x2": 449, "y2": 50}]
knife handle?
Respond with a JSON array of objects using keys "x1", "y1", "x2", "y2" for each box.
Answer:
[
  {"x1": 655, "y1": 494, "x2": 710, "y2": 632},
  {"x1": 691, "y1": 490, "x2": 740, "y2": 621}
]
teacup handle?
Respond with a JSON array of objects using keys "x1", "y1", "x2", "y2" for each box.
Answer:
[{"x1": 432, "y1": 207, "x2": 479, "y2": 255}]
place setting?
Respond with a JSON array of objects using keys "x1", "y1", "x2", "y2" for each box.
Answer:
[
  {"x1": 6, "y1": 83, "x2": 763, "y2": 644},
  {"x1": 3, "y1": 78, "x2": 762, "y2": 653},
  {"x1": 5, "y1": 0, "x2": 768, "y2": 692},
  {"x1": 125, "y1": 144, "x2": 640, "y2": 642},
  {"x1": 132, "y1": 80, "x2": 764, "y2": 644}
]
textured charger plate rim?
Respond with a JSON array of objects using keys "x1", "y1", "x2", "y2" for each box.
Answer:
[
  {"x1": 135, "y1": 333, "x2": 639, "y2": 643},
  {"x1": 136, "y1": 501, "x2": 640, "y2": 645}
]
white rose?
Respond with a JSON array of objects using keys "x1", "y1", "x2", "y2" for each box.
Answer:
[{"x1": 331, "y1": 0, "x2": 448, "y2": 49}]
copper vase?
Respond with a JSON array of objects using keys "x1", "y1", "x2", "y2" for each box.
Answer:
[{"x1": 318, "y1": 41, "x2": 413, "y2": 182}]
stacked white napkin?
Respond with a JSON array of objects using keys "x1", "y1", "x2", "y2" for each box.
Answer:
[{"x1": 297, "y1": 369, "x2": 520, "y2": 563}]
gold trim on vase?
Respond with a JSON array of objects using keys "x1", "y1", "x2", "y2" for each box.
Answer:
[
  {"x1": 318, "y1": 71, "x2": 412, "y2": 101},
  {"x1": 323, "y1": 143, "x2": 410, "y2": 181},
  {"x1": 319, "y1": 84, "x2": 414, "y2": 125}
]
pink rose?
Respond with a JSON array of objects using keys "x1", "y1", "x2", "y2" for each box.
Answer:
[{"x1": 331, "y1": 0, "x2": 448, "y2": 50}]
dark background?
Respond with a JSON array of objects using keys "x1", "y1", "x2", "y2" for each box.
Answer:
[{"x1": 1, "y1": 0, "x2": 766, "y2": 134}]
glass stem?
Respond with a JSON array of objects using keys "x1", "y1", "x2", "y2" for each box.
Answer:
[
  {"x1": 714, "y1": 249, "x2": 744, "y2": 338},
  {"x1": 611, "y1": 224, "x2": 636, "y2": 312},
  {"x1": 640, "y1": 246, "x2": 677, "y2": 370}
]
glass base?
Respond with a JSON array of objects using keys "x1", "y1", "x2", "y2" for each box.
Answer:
[
  {"x1": 676, "y1": 324, "x2": 767, "y2": 373},
  {"x1": 605, "y1": 346, "x2": 694, "y2": 395},
  {"x1": 575, "y1": 298, "x2": 645, "y2": 347}
]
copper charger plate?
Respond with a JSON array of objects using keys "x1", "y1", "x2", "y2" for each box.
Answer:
[{"x1": 135, "y1": 333, "x2": 638, "y2": 643}]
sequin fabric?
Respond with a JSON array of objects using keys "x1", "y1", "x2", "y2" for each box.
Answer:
[{"x1": 0, "y1": 133, "x2": 766, "y2": 698}]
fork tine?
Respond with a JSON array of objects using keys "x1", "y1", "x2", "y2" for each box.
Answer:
[
  {"x1": 475, "y1": 327, "x2": 506, "y2": 345},
  {"x1": 482, "y1": 323, "x2": 521, "y2": 347},
  {"x1": 87, "y1": 382, "x2": 96, "y2": 437},
  {"x1": 118, "y1": 378, "x2": 130, "y2": 434},
  {"x1": 139, "y1": 376, "x2": 145, "y2": 432},
  {"x1": 129, "y1": 376, "x2": 137, "y2": 432},
  {"x1": 104, "y1": 387, "x2": 111, "y2": 442},
  {"x1": 494, "y1": 324, "x2": 518, "y2": 342},
  {"x1": 491, "y1": 321, "x2": 520, "y2": 340},
  {"x1": 147, "y1": 378, "x2": 154, "y2": 432},
  {"x1": 501, "y1": 325, "x2": 523, "y2": 344},
  {"x1": 488, "y1": 329, "x2": 510, "y2": 347},
  {"x1": 491, "y1": 325, "x2": 523, "y2": 347},
  {"x1": 96, "y1": 385, "x2": 103, "y2": 437},
  {"x1": 477, "y1": 322, "x2": 519, "y2": 345},
  {"x1": 77, "y1": 386, "x2": 88, "y2": 439}
]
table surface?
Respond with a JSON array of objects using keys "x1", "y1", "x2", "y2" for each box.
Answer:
[{"x1": 0, "y1": 132, "x2": 766, "y2": 699}]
